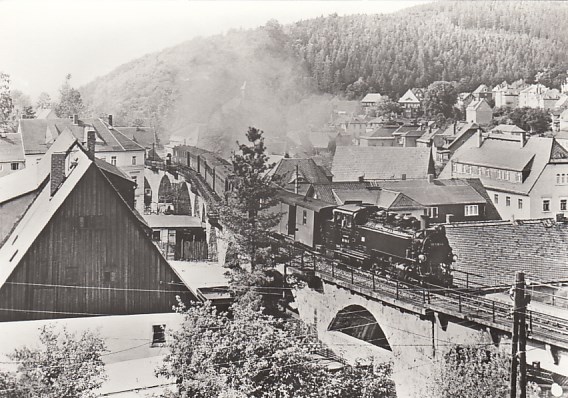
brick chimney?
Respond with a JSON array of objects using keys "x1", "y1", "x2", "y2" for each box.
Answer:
[
  {"x1": 477, "y1": 129, "x2": 483, "y2": 148},
  {"x1": 427, "y1": 174, "x2": 434, "y2": 183},
  {"x1": 108, "y1": 114, "x2": 113, "y2": 127},
  {"x1": 50, "y1": 153, "x2": 66, "y2": 196},
  {"x1": 72, "y1": 114, "x2": 79, "y2": 125},
  {"x1": 87, "y1": 130, "x2": 96, "y2": 159},
  {"x1": 520, "y1": 131, "x2": 526, "y2": 148}
]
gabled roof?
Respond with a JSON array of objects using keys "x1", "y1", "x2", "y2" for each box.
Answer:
[
  {"x1": 18, "y1": 117, "x2": 144, "y2": 155},
  {"x1": 0, "y1": 135, "x2": 155, "y2": 292},
  {"x1": 270, "y1": 158, "x2": 331, "y2": 186},
  {"x1": 446, "y1": 219, "x2": 568, "y2": 286},
  {"x1": 331, "y1": 146, "x2": 433, "y2": 182},
  {"x1": 361, "y1": 93, "x2": 383, "y2": 103},
  {"x1": 114, "y1": 126, "x2": 158, "y2": 149},
  {"x1": 34, "y1": 109, "x2": 57, "y2": 119},
  {"x1": 439, "y1": 134, "x2": 560, "y2": 195},
  {"x1": 309, "y1": 181, "x2": 367, "y2": 204},
  {"x1": 276, "y1": 189, "x2": 335, "y2": 212},
  {"x1": 472, "y1": 84, "x2": 489, "y2": 94},
  {"x1": 373, "y1": 179, "x2": 486, "y2": 206},
  {"x1": 398, "y1": 88, "x2": 422, "y2": 104},
  {"x1": 490, "y1": 124, "x2": 526, "y2": 134},
  {"x1": 0, "y1": 132, "x2": 25, "y2": 162},
  {"x1": 466, "y1": 99, "x2": 492, "y2": 111}
]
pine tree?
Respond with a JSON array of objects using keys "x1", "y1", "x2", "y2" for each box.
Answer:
[{"x1": 220, "y1": 127, "x2": 281, "y2": 272}]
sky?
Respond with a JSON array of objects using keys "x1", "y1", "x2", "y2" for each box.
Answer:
[{"x1": 0, "y1": 0, "x2": 427, "y2": 100}]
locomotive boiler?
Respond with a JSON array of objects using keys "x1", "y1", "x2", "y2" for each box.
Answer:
[{"x1": 321, "y1": 204, "x2": 455, "y2": 286}]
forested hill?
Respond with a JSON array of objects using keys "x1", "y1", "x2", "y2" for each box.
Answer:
[
  {"x1": 81, "y1": 1, "x2": 568, "y2": 154},
  {"x1": 287, "y1": 1, "x2": 568, "y2": 98}
]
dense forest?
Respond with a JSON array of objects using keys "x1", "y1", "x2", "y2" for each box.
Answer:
[
  {"x1": 287, "y1": 1, "x2": 568, "y2": 98},
  {"x1": 80, "y1": 1, "x2": 568, "y2": 154}
]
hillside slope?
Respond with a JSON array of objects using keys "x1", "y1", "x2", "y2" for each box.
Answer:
[{"x1": 81, "y1": 1, "x2": 568, "y2": 155}]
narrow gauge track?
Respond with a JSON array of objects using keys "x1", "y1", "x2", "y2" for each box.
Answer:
[{"x1": 283, "y1": 245, "x2": 568, "y2": 348}]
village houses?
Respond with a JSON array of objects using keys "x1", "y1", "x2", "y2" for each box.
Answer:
[
  {"x1": 17, "y1": 115, "x2": 146, "y2": 212},
  {"x1": 398, "y1": 88, "x2": 424, "y2": 119},
  {"x1": 439, "y1": 130, "x2": 568, "y2": 220}
]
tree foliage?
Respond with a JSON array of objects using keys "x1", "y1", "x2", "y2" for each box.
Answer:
[
  {"x1": 55, "y1": 74, "x2": 85, "y2": 118},
  {"x1": 492, "y1": 107, "x2": 552, "y2": 134},
  {"x1": 373, "y1": 97, "x2": 402, "y2": 118},
  {"x1": 36, "y1": 92, "x2": 53, "y2": 110},
  {"x1": 0, "y1": 326, "x2": 107, "y2": 398},
  {"x1": 288, "y1": 2, "x2": 568, "y2": 98},
  {"x1": 429, "y1": 344, "x2": 541, "y2": 398},
  {"x1": 0, "y1": 72, "x2": 13, "y2": 131},
  {"x1": 157, "y1": 300, "x2": 395, "y2": 398},
  {"x1": 220, "y1": 127, "x2": 281, "y2": 272},
  {"x1": 423, "y1": 81, "x2": 458, "y2": 119}
]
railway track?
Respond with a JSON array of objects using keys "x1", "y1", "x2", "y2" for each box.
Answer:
[{"x1": 285, "y1": 247, "x2": 568, "y2": 348}]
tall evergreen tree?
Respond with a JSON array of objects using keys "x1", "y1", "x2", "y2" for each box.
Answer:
[{"x1": 220, "y1": 127, "x2": 281, "y2": 272}]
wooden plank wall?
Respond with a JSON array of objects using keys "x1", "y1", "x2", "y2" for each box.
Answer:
[{"x1": 0, "y1": 165, "x2": 194, "y2": 322}]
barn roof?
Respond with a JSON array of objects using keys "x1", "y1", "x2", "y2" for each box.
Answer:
[
  {"x1": 445, "y1": 219, "x2": 568, "y2": 286},
  {"x1": 0, "y1": 134, "x2": 156, "y2": 291},
  {"x1": 331, "y1": 146, "x2": 433, "y2": 182}
]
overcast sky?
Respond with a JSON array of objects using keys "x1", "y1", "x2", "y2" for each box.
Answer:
[{"x1": 0, "y1": 0, "x2": 427, "y2": 100}]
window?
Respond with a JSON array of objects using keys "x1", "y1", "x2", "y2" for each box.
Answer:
[
  {"x1": 152, "y1": 325, "x2": 166, "y2": 346},
  {"x1": 452, "y1": 162, "x2": 458, "y2": 173},
  {"x1": 506, "y1": 196, "x2": 511, "y2": 207},
  {"x1": 361, "y1": 236, "x2": 366, "y2": 243},
  {"x1": 561, "y1": 199, "x2": 567, "y2": 211},
  {"x1": 152, "y1": 230, "x2": 161, "y2": 241},
  {"x1": 302, "y1": 210, "x2": 307, "y2": 225},
  {"x1": 516, "y1": 172, "x2": 522, "y2": 183},
  {"x1": 111, "y1": 156, "x2": 117, "y2": 166},
  {"x1": 471, "y1": 166, "x2": 479, "y2": 175},
  {"x1": 543, "y1": 199, "x2": 551, "y2": 212},
  {"x1": 504, "y1": 171, "x2": 510, "y2": 181},
  {"x1": 465, "y1": 205, "x2": 479, "y2": 216},
  {"x1": 518, "y1": 199, "x2": 523, "y2": 209},
  {"x1": 557, "y1": 174, "x2": 561, "y2": 184},
  {"x1": 494, "y1": 194, "x2": 499, "y2": 204},
  {"x1": 428, "y1": 207, "x2": 439, "y2": 218},
  {"x1": 563, "y1": 174, "x2": 566, "y2": 184},
  {"x1": 131, "y1": 156, "x2": 137, "y2": 165},
  {"x1": 11, "y1": 163, "x2": 19, "y2": 171},
  {"x1": 485, "y1": 168, "x2": 491, "y2": 177},
  {"x1": 103, "y1": 270, "x2": 117, "y2": 283}
]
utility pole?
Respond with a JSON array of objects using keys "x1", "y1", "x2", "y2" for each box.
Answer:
[{"x1": 510, "y1": 271, "x2": 528, "y2": 398}]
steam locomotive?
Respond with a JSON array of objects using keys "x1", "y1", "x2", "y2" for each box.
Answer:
[{"x1": 320, "y1": 204, "x2": 456, "y2": 287}]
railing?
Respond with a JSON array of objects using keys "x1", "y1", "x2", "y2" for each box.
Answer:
[{"x1": 286, "y1": 247, "x2": 568, "y2": 347}]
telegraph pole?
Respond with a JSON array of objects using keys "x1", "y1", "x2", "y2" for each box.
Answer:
[{"x1": 510, "y1": 271, "x2": 528, "y2": 398}]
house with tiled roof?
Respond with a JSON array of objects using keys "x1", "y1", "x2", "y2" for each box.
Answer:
[
  {"x1": 331, "y1": 146, "x2": 435, "y2": 182},
  {"x1": 471, "y1": 84, "x2": 492, "y2": 101},
  {"x1": 268, "y1": 157, "x2": 331, "y2": 195},
  {"x1": 315, "y1": 177, "x2": 499, "y2": 223},
  {"x1": 398, "y1": 88, "x2": 424, "y2": 119},
  {"x1": 34, "y1": 108, "x2": 57, "y2": 120},
  {"x1": 358, "y1": 125, "x2": 399, "y2": 147},
  {"x1": 519, "y1": 84, "x2": 561, "y2": 110},
  {"x1": 114, "y1": 125, "x2": 162, "y2": 156},
  {"x1": 0, "y1": 130, "x2": 192, "y2": 322},
  {"x1": 434, "y1": 122, "x2": 481, "y2": 165},
  {"x1": 361, "y1": 93, "x2": 383, "y2": 114},
  {"x1": 466, "y1": 99, "x2": 493, "y2": 125},
  {"x1": 490, "y1": 124, "x2": 526, "y2": 136},
  {"x1": 0, "y1": 131, "x2": 25, "y2": 177},
  {"x1": 492, "y1": 80, "x2": 527, "y2": 108},
  {"x1": 439, "y1": 130, "x2": 568, "y2": 220},
  {"x1": 445, "y1": 219, "x2": 568, "y2": 288},
  {"x1": 17, "y1": 115, "x2": 146, "y2": 212}
]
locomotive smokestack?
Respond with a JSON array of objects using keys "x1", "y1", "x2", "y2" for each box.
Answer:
[{"x1": 420, "y1": 214, "x2": 429, "y2": 230}]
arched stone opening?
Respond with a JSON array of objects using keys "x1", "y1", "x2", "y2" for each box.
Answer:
[
  {"x1": 328, "y1": 305, "x2": 392, "y2": 351},
  {"x1": 158, "y1": 175, "x2": 173, "y2": 207},
  {"x1": 173, "y1": 182, "x2": 192, "y2": 215}
]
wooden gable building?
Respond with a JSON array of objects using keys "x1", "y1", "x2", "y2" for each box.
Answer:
[{"x1": 0, "y1": 131, "x2": 193, "y2": 322}]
